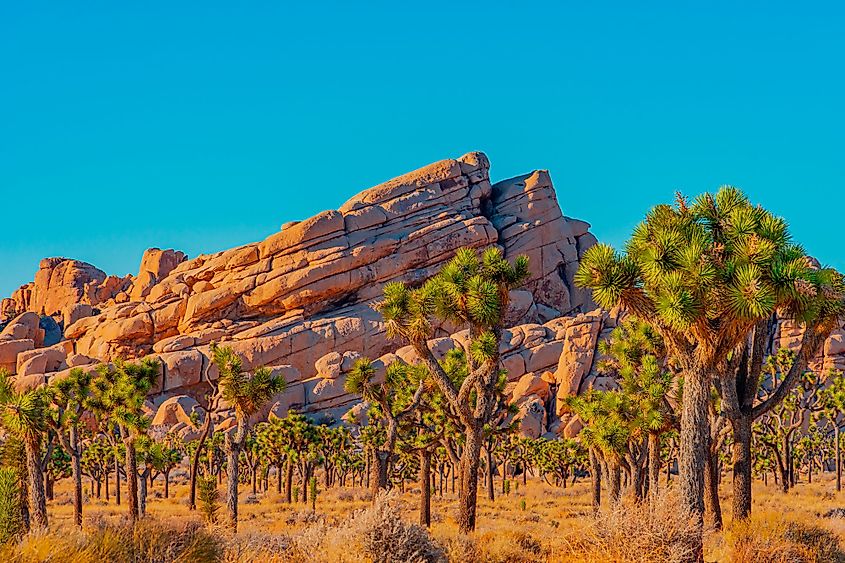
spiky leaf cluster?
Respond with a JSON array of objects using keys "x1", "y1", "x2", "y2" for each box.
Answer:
[
  {"x1": 211, "y1": 344, "x2": 286, "y2": 419},
  {"x1": 377, "y1": 247, "x2": 530, "y2": 360},
  {"x1": 86, "y1": 357, "x2": 160, "y2": 433},
  {"x1": 575, "y1": 186, "x2": 845, "y2": 356}
]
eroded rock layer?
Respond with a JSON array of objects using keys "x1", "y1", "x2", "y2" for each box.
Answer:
[{"x1": 1, "y1": 152, "x2": 603, "y2": 432}]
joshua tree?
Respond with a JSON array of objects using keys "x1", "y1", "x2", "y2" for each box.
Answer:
[
  {"x1": 594, "y1": 317, "x2": 677, "y2": 498},
  {"x1": 819, "y1": 370, "x2": 845, "y2": 492},
  {"x1": 377, "y1": 246, "x2": 529, "y2": 533},
  {"x1": 44, "y1": 367, "x2": 92, "y2": 527},
  {"x1": 345, "y1": 358, "x2": 425, "y2": 500},
  {"x1": 212, "y1": 344, "x2": 285, "y2": 531},
  {"x1": 0, "y1": 370, "x2": 48, "y2": 529},
  {"x1": 86, "y1": 357, "x2": 160, "y2": 522},
  {"x1": 756, "y1": 356, "x2": 824, "y2": 493},
  {"x1": 576, "y1": 187, "x2": 844, "y2": 557}
]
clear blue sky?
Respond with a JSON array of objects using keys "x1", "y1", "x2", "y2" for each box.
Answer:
[{"x1": 2, "y1": 2, "x2": 843, "y2": 298}]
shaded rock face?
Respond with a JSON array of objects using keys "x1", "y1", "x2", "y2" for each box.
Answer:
[{"x1": 3, "y1": 151, "x2": 603, "y2": 427}]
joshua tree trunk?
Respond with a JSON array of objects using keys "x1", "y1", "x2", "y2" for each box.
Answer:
[
  {"x1": 70, "y1": 428, "x2": 83, "y2": 527},
  {"x1": 138, "y1": 469, "x2": 148, "y2": 517},
  {"x1": 731, "y1": 415, "x2": 753, "y2": 520},
  {"x1": 226, "y1": 420, "x2": 246, "y2": 532},
  {"x1": 648, "y1": 433, "x2": 661, "y2": 498},
  {"x1": 457, "y1": 423, "x2": 483, "y2": 533},
  {"x1": 704, "y1": 449, "x2": 723, "y2": 530},
  {"x1": 837, "y1": 425, "x2": 842, "y2": 492},
  {"x1": 122, "y1": 429, "x2": 139, "y2": 522},
  {"x1": 285, "y1": 459, "x2": 294, "y2": 503},
  {"x1": 678, "y1": 368, "x2": 709, "y2": 563},
  {"x1": 189, "y1": 413, "x2": 213, "y2": 511},
  {"x1": 608, "y1": 461, "x2": 621, "y2": 503},
  {"x1": 164, "y1": 469, "x2": 170, "y2": 498},
  {"x1": 24, "y1": 434, "x2": 47, "y2": 529},
  {"x1": 113, "y1": 444, "x2": 122, "y2": 506},
  {"x1": 226, "y1": 444, "x2": 240, "y2": 530},
  {"x1": 589, "y1": 448, "x2": 602, "y2": 513},
  {"x1": 371, "y1": 450, "x2": 389, "y2": 501},
  {"x1": 419, "y1": 450, "x2": 431, "y2": 527},
  {"x1": 486, "y1": 446, "x2": 495, "y2": 501}
]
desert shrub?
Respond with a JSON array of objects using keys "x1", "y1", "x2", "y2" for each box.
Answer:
[
  {"x1": 0, "y1": 517, "x2": 223, "y2": 562},
  {"x1": 223, "y1": 532, "x2": 292, "y2": 563},
  {"x1": 445, "y1": 530, "x2": 547, "y2": 563},
  {"x1": 561, "y1": 488, "x2": 701, "y2": 563},
  {"x1": 726, "y1": 515, "x2": 845, "y2": 563},
  {"x1": 285, "y1": 492, "x2": 445, "y2": 562},
  {"x1": 0, "y1": 468, "x2": 24, "y2": 544},
  {"x1": 342, "y1": 493, "x2": 444, "y2": 562}
]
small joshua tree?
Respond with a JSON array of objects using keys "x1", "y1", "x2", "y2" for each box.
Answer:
[
  {"x1": 197, "y1": 476, "x2": 220, "y2": 525},
  {"x1": 309, "y1": 475, "x2": 318, "y2": 511}
]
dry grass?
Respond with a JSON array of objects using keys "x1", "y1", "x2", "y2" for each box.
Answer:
[
  {"x1": 13, "y1": 471, "x2": 845, "y2": 561},
  {"x1": 557, "y1": 489, "x2": 702, "y2": 563}
]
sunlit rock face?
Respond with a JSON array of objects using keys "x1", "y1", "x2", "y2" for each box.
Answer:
[{"x1": 2, "y1": 151, "x2": 607, "y2": 433}]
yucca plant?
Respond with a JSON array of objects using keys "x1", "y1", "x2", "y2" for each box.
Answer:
[
  {"x1": 377, "y1": 246, "x2": 529, "y2": 533},
  {"x1": 595, "y1": 317, "x2": 677, "y2": 500},
  {"x1": 0, "y1": 467, "x2": 23, "y2": 543},
  {"x1": 576, "y1": 187, "x2": 845, "y2": 557},
  {"x1": 44, "y1": 367, "x2": 92, "y2": 527},
  {"x1": 85, "y1": 357, "x2": 160, "y2": 523},
  {"x1": 344, "y1": 358, "x2": 425, "y2": 501},
  {"x1": 212, "y1": 344, "x2": 285, "y2": 532},
  {"x1": 309, "y1": 475, "x2": 318, "y2": 511},
  {"x1": 820, "y1": 370, "x2": 845, "y2": 492},
  {"x1": 197, "y1": 476, "x2": 220, "y2": 525},
  {"x1": 0, "y1": 369, "x2": 48, "y2": 529}
]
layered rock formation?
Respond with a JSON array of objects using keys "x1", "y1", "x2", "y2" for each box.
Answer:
[{"x1": 1, "y1": 152, "x2": 604, "y2": 433}]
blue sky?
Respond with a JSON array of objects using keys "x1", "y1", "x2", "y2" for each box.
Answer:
[{"x1": 2, "y1": 2, "x2": 843, "y2": 298}]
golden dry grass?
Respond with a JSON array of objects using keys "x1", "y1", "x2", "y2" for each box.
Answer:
[{"x1": 19, "y1": 471, "x2": 845, "y2": 562}]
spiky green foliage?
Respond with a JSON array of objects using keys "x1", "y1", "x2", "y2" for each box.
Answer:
[
  {"x1": 0, "y1": 369, "x2": 47, "y2": 440},
  {"x1": 309, "y1": 475, "x2": 318, "y2": 511},
  {"x1": 197, "y1": 476, "x2": 220, "y2": 525},
  {"x1": 378, "y1": 246, "x2": 529, "y2": 356},
  {"x1": 820, "y1": 370, "x2": 845, "y2": 422},
  {"x1": 211, "y1": 344, "x2": 286, "y2": 419},
  {"x1": 533, "y1": 438, "x2": 587, "y2": 487},
  {"x1": 0, "y1": 467, "x2": 23, "y2": 544},
  {"x1": 86, "y1": 357, "x2": 160, "y2": 433},
  {"x1": 575, "y1": 187, "x2": 845, "y2": 359}
]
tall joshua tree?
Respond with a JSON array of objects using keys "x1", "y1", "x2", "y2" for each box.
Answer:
[
  {"x1": 212, "y1": 344, "x2": 285, "y2": 532},
  {"x1": 344, "y1": 358, "x2": 425, "y2": 500},
  {"x1": 378, "y1": 246, "x2": 529, "y2": 533},
  {"x1": 575, "y1": 187, "x2": 844, "y2": 560},
  {"x1": 0, "y1": 370, "x2": 48, "y2": 529},
  {"x1": 45, "y1": 367, "x2": 92, "y2": 528},
  {"x1": 87, "y1": 357, "x2": 159, "y2": 522}
]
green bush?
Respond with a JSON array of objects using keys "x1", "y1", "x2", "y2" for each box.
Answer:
[{"x1": 197, "y1": 476, "x2": 220, "y2": 525}]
